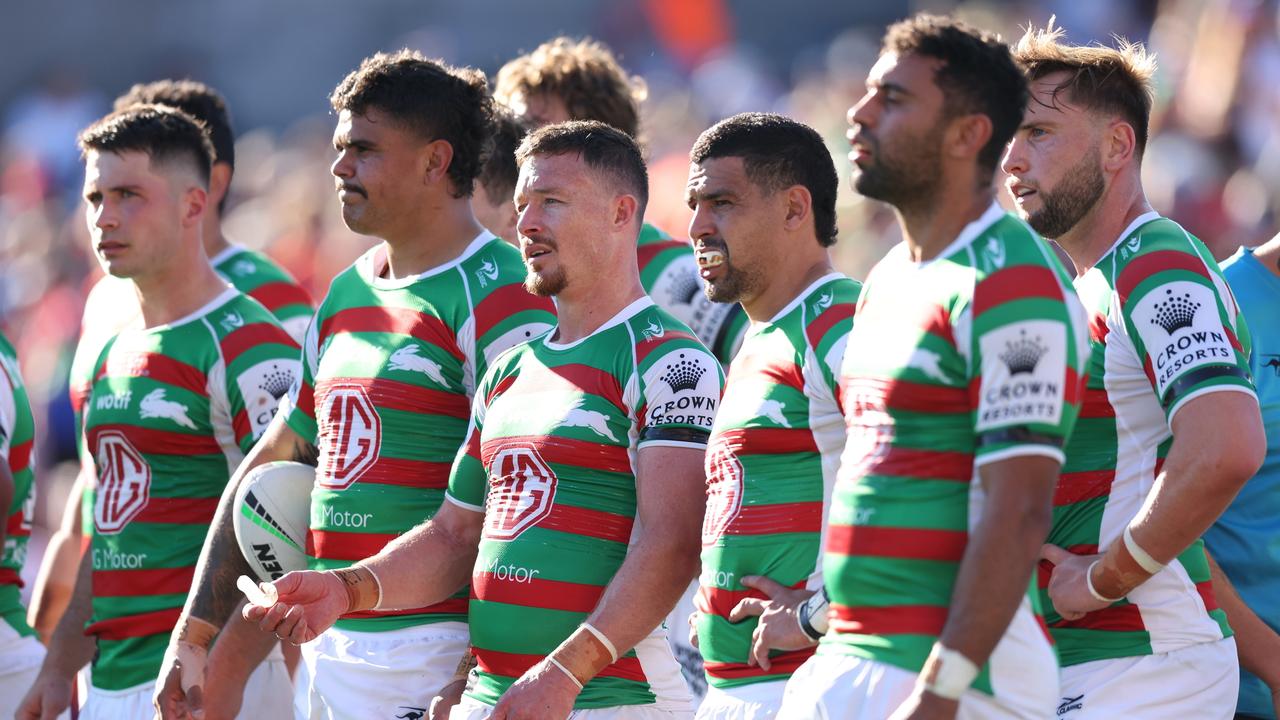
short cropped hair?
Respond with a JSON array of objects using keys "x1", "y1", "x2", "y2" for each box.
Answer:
[
  {"x1": 331, "y1": 50, "x2": 493, "y2": 198},
  {"x1": 78, "y1": 104, "x2": 214, "y2": 185},
  {"x1": 691, "y1": 112, "x2": 839, "y2": 247},
  {"x1": 115, "y1": 79, "x2": 235, "y2": 171},
  {"x1": 1013, "y1": 23, "x2": 1157, "y2": 157},
  {"x1": 883, "y1": 14, "x2": 1028, "y2": 174},
  {"x1": 516, "y1": 120, "x2": 649, "y2": 217},
  {"x1": 495, "y1": 37, "x2": 647, "y2": 137},
  {"x1": 477, "y1": 108, "x2": 526, "y2": 204}
]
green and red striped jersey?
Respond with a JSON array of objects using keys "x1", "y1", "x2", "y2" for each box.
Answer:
[
  {"x1": 446, "y1": 297, "x2": 724, "y2": 709},
  {"x1": 696, "y1": 274, "x2": 859, "y2": 688},
  {"x1": 824, "y1": 204, "x2": 1089, "y2": 701},
  {"x1": 0, "y1": 330, "x2": 37, "y2": 641},
  {"x1": 639, "y1": 223, "x2": 748, "y2": 364},
  {"x1": 280, "y1": 233, "x2": 555, "y2": 632},
  {"x1": 210, "y1": 244, "x2": 314, "y2": 343},
  {"x1": 1043, "y1": 212, "x2": 1252, "y2": 666},
  {"x1": 83, "y1": 289, "x2": 300, "y2": 691}
]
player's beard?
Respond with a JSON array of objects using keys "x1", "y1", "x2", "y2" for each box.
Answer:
[
  {"x1": 853, "y1": 120, "x2": 944, "y2": 208},
  {"x1": 1023, "y1": 145, "x2": 1106, "y2": 240},
  {"x1": 703, "y1": 245, "x2": 760, "y2": 304},
  {"x1": 525, "y1": 264, "x2": 567, "y2": 297}
]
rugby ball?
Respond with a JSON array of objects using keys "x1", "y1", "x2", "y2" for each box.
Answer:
[{"x1": 233, "y1": 461, "x2": 313, "y2": 582}]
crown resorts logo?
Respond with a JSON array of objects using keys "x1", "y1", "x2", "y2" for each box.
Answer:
[
  {"x1": 1150, "y1": 288, "x2": 1200, "y2": 334},
  {"x1": 999, "y1": 329, "x2": 1048, "y2": 375},
  {"x1": 257, "y1": 362, "x2": 295, "y2": 399},
  {"x1": 662, "y1": 353, "x2": 705, "y2": 393}
]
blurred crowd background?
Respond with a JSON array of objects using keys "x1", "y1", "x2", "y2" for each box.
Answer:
[{"x1": 4, "y1": 0, "x2": 1278, "y2": 589}]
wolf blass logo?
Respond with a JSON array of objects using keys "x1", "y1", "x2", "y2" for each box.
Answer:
[
  {"x1": 647, "y1": 352, "x2": 716, "y2": 426},
  {"x1": 1148, "y1": 287, "x2": 1230, "y2": 383}
]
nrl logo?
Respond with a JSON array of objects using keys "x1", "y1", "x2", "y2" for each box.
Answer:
[
  {"x1": 1120, "y1": 236, "x2": 1142, "y2": 259},
  {"x1": 1150, "y1": 288, "x2": 1200, "y2": 335},
  {"x1": 475, "y1": 257, "x2": 500, "y2": 288},
  {"x1": 232, "y1": 259, "x2": 257, "y2": 276},
  {"x1": 641, "y1": 317, "x2": 665, "y2": 341},
  {"x1": 220, "y1": 311, "x2": 245, "y2": 332},
  {"x1": 999, "y1": 329, "x2": 1047, "y2": 375},
  {"x1": 812, "y1": 291, "x2": 833, "y2": 315},
  {"x1": 983, "y1": 236, "x2": 1005, "y2": 270}
]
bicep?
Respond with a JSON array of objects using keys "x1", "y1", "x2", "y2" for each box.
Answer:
[
  {"x1": 634, "y1": 445, "x2": 706, "y2": 533},
  {"x1": 976, "y1": 454, "x2": 1059, "y2": 517}
]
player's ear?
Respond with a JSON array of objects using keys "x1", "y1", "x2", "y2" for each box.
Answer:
[
  {"x1": 423, "y1": 139, "x2": 454, "y2": 188},
  {"x1": 182, "y1": 186, "x2": 208, "y2": 227},
  {"x1": 946, "y1": 113, "x2": 993, "y2": 164},
  {"x1": 613, "y1": 193, "x2": 639, "y2": 232},
  {"x1": 1102, "y1": 120, "x2": 1137, "y2": 173},
  {"x1": 782, "y1": 185, "x2": 812, "y2": 232}
]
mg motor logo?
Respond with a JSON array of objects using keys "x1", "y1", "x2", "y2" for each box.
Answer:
[
  {"x1": 94, "y1": 431, "x2": 151, "y2": 534},
  {"x1": 702, "y1": 443, "x2": 743, "y2": 546},
  {"x1": 485, "y1": 443, "x2": 557, "y2": 541},
  {"x1": 317, "y1": 384, "x2": 381, "y2": 490}
]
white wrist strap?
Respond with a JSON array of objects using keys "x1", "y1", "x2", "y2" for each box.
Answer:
[
  {"x1": 1085, "y1": 560, "x2": 1123, "y2": 603},
  {"x1": 547, "y1": 657, "x2": 582, "y2": 689},
  {"x1": 582, "y1": 622, "x2": 618, "y2": 663},
  {"x1": 1123, "y1": 526, "x2": 1165, "y2": 575},
  {"x1": 919, "y1": 643, "x2": 979, "y2": 700}
]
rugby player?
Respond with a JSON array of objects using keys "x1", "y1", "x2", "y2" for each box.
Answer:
[
  {"x1": 1002, "y1": 25, "x2": 1266, "y2": 718},
  {"x1": 18, "y1": 104, "x2": 300, "y2": 720},
  {"x1": 154, "y1": 51, "x2": 556, "y2": 719},
  {"x1": 470, "y1": 107, "x2": 524, "y2": 246},
  {"x1": 779, "y1": 15, "x2": 1089, "y2": 719},
  {"x1": 683, "y1": 112, "x2": 858, "y2": 719},
  {"x1": 244, "y1": 121, "x2": 715, "y2": 719}
]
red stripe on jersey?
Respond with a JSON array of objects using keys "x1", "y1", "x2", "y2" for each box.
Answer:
[
  {"x1": 99, "y1": 352, "x2": 207, "y2": 397},
  {"x1": 295, "y1": 381, "x2": 316, "y2": 419},
  {"x1": 473, "y1": 572, "x2": 604, "y2": 613},
  {"x1": 0, "y1": 568, "x2": 21, "y2": 587},
  {"x1": 70, "y1": 382, "x2": 91, "y2": 416},
  {"x1": 704, "y1": 650, "x2": 815, "y2": 679},
  {"x1": 724, "y1": 501, "x2": 822, "y2": 536},
  {"x1": 711, "y1": 427, "x2": 817, "y2": 455},
  {"x1": 1050, "y1": 603, "x2": 1146, "y2": 632},
  {"x1": 134, "y1": 496, "x2": 220, "y2": 524},
  {"x1": 826, "y1": 525, "x2": 967, "y2": 562},
  {"x1": 233, "y1": 410, "x2": 252, "y2": 445},
  {"x1": 1089, "y1": 313, "x2": 1109, "y2": 344},
  {"x1": 221, "y1": 323, "x2": 298, "y2": 365},
  {"x1": 727, "y1": 353, "x2": 805, "y2": 393},
  {"x1": 843, "y1": 377, "x2": 969, "y2": 415},
  {"x1": 1116, "y1": 249, "x2": 1213, "y2": 305},
  {"x1": 830, "y1": 604, "x2": 947, "y2": 636},
  {"x1": 972, "y1": 266, "x2": 1064, "y2": 316},
  {"x1": 695, "y1": 581, "x2": 807, "y2": 618},
  {"x1": 8, "y1": 439, "x2": 32, "y2": 474},
  {"x1": 842, "y1": 445, "x2": 973, "y2": 483},
  {"x1": 636, "y1": 331, "x2": 700, "y2": 365},
  {"x1": 486, "y1": 375, "x2": 517, "y2": 406},
  {"x1": 1052, "y1": 470, "x2": 1116, "y2": 506},
  {"x1": 317, "y1": 376, "x2": 470, "y2": 419},
  {"x1": 94, "y1": 566, "x2": 194, "y2": 596},
  {"x1": 5, "y1": 512, "x2": 27, "y2": 535},
  {"x1": 307, "y1": 528, "x2": 398, "y2": 561},
  {"x1": 475, "y1": 648, "x2": 647, "y2": 683},
  {"x1": 473, "y1": 283, "x2": 555, "y2": 340},
  {"x1": 248, "y1": 281, "x2": 312, "y2": 313},
  {"x1": 1080, "y1": 386, "x2": 1115, "y2": 418},
  {"x1": 539, "y1": 503, "x2": 635, "y2": 544},
  {"x1": 481, "y1": 435, "x2": 633, "y2": 475},
  {"x1": 343, "y1": 597, "x2": 468, "y2": 619},
  {"x1": 319, "y1": 306, "x2": 464, "y2": 362},
  {"x1": 805, "y1": 304, "x2": 856, "y2": 352},
  {"x1": 1196, "y1": 579, "x2": 1219, "y2": 612},
  {"x1": 501, "y1": 363, "x2": 625, "y2": 415},
  {"x1": 88, "y1": 425, "x2": 222, "y2": 456},
  {"x1": 920, "y1": 303, "x2": 956, "y2": 347},
  {"x1": 637, "y1": 240, "x2": 688, "y2": 268},
  {"x1": 87, "y1": 607, "x2": 181, "y2": 640},
  {"x1": 341, "y1": 456, "x2": 452, "y2": 489}
]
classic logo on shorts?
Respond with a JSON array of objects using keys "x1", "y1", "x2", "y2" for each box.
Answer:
[
  {"x1": 94, "y1": 430, "x2": 151, "y2": 534},
  {"x1": 484, "y1": 442, "x2": 557, "y2": 541},
  {"x1": 1130, "y1": 281, "x2": 1235, "y2": 397},
  {"x1": 316, "y1": 384, "x2": 381, "y2": 490},
  {"x1": 702, "y1": 442, "x2": 743, "y2": 546}
]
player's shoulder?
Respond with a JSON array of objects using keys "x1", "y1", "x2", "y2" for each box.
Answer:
[
  {"x1": 797, "y1": 273, "x2": 860, "y2": 347},
  {"x1": 458, "y1": 234, "x2": 525, "y2": 279},
  {"x1": 213, "y1": 245, "x2": 297, "y2": 284},
  {"x1": 1110, "y1": 215, "x2": 1221, "y2": 303},
  {"x1": 202, "y1": 291, "x2": 297, "y2": 350},
  {"x1": 628, "y1": 302, "x2": 720, "y2": 381}
]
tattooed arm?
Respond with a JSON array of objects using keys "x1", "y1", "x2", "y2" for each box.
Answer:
[{"x1": 153, "y1": 412, "x2": 318, "y2": 719}]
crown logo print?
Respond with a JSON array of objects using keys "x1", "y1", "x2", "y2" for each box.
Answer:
[
  {"x1": 1150, "y1": 288, "x2": 1200, "y2": 334},
  {"x1": 258, "y1": 363, "x2": 295, "y2": 399},
  {"x1": 999, "y1": 330, "x2": 1047, "y2": 375},
  {"x1": 662, "y1": 353, "x2": 705, "y2": 393}
]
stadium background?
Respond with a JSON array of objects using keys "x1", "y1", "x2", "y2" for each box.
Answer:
[{"x1": 2, "y1": 0, "x2": 1274, "y2": 600}]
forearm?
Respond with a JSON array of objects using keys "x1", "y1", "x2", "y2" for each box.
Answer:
[
  {"x1": 1207, "y1": 552, "x2": 1280, "y2": 687},
  {"x1": 358, "y1": 502, "x2": 480, "y2": 611},
  {"x1": 585, "y1": 534, "x2": 699, "y2": 656},
  {"x1": 28, "y1": 472, "x2": 88, "y2": 641},
  {"x1": 206, "y1": 601, "x2": 280, "y2": 686},
  {"x1": 41, "y1": 548, "x2": 97, "y2": 678}
]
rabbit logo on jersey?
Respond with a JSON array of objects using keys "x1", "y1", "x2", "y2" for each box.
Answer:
[
  {"x1": 1131, "y1": 280, "x2": 1235, "y2": 398},
  {"x1": 485, "y1": 442, "x2": 557, "y2": 541},
  {"x1": 975, "y1": 319, "x2": 1067, "y2": 430},
  {"x1": 93, "y1": 430, "x2": 151, "y2": 534},
  {"x1": 237, "y1": 358, "x2": 299, "y2": 440}
]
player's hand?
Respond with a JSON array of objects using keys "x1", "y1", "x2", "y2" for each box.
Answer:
[
  {"x1": 887, "y1": 688, "x2": 960, "y2": 720},
  {"x1": 428, "y1": 678, "x2": 466, "y2": 720},
  {"x1": 154, "y1": 639, "x2": 209, "y2": 719},
  {"x1": 242, "y1": 570, "x2": 347, "y2": 644},
  {"x1": 489, "y1": 659, "x2": 580, "y2": 720},
  {"x1": 687, "y1": 611, "x2": 699, "y2": 649},
  {"x1": 727, "y1": 575, "x2": 817, "y2": 671},
  {"x1": 16, "y1": 670, "x2": 74, "y2": 720},
  {"x1": 1039, "y1": 545, "x2": 1114, "y2": 621}
]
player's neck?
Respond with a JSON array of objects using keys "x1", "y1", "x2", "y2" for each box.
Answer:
[
  {"x1": 551, "y1": 256, "x2": 644, "y2": 345},
  {"x1": 741, "y1": 253, "x2": 833, "y2": 323},
  {"x1": 201, "y1": 218, "x2": 231, "y2": 259},
  {"x1": 132, "y1": 254, "x2": 229, "y2": 329},
  {"x1": 896, "y1": 186, "x2": 994, "y2": 263},
  {"x1": 381, "y1": 199, "x2": 484, "y2": 279},
  {"x1": 1055, "y1": 176, "x2": 1152, "y2": 275},
  {"x1": 1251, "y1": 235, "x2": 1280, "y2": 278}
]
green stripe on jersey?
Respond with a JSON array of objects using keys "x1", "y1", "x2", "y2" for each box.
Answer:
[{"x1": 0, "y1": 330, "x2": 36, "y2": 635}]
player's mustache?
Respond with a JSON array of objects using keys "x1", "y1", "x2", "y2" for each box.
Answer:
[{"x1": 336, "y1": 182, "x2": 367, "y2": 198}]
